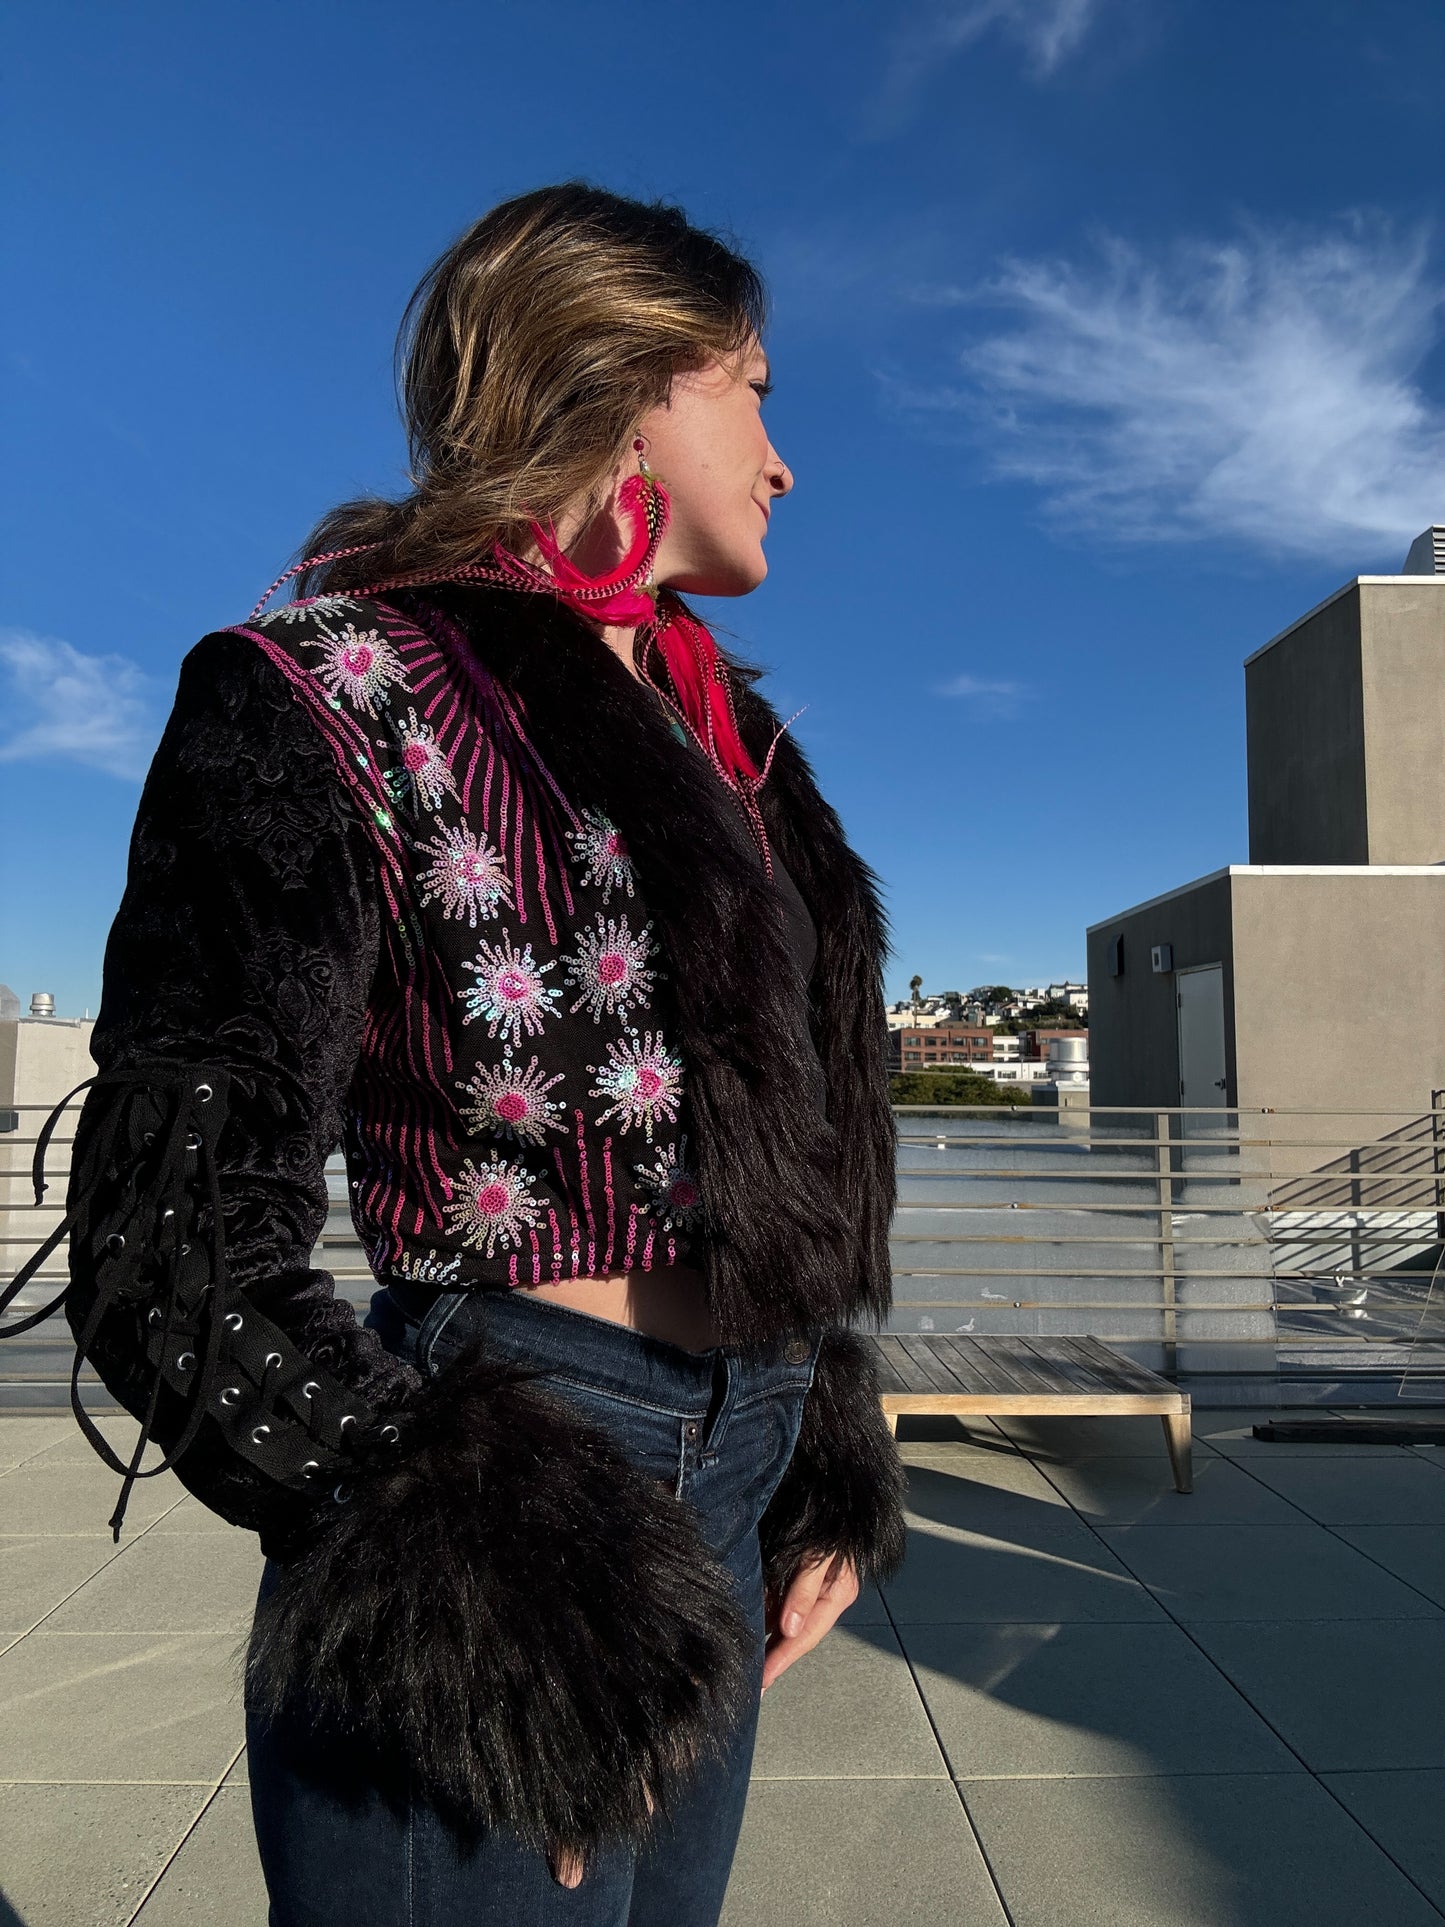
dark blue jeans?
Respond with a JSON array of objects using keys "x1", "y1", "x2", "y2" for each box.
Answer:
[{"x1": 247, "y1": 1286, "x2": 819, "y2": 1926}]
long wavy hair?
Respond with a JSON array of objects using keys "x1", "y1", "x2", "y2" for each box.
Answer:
[{"x1": 297, "y1": 184, "x2": 767, "y2": 596}]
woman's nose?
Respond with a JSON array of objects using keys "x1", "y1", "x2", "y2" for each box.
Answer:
[{"x1": 768, "y1": 449, "x2": 794, "y2": 497}]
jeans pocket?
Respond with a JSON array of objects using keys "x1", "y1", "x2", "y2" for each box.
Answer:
[{"x1": 414, "y1": 1290, "x2": 476, "y2": 1377}]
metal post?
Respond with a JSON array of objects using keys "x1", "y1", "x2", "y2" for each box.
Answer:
[{"x1": 1156, "y1": 1110, "x2": 1178, "y2": 1377}]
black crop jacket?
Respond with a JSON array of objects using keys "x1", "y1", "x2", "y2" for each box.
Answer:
[{"x1": 19, "y1": 590, "x2": 905, "y2": 1858}]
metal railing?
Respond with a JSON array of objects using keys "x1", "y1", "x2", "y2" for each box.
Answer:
[{"x1": 4, "y1": 1099, "x2": 1443, "y2": 1403}]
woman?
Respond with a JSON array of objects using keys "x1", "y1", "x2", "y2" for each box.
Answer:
[{"x1": 15, "y1": 184, "x2": 905, "y2": 1925}]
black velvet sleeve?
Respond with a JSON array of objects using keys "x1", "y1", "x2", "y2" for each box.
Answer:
[{"x1": 66, "y1": 632, "x2": 421, "y2": 1546}]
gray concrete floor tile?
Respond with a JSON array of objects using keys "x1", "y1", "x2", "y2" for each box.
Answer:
[
  {"x1": 885, "y1": 1520, "x2": 1167, "y2": 1625},
  {"x1": 1188, "y1": 1620, "x2": 1445, "y2": 1771},
  {"x1": 1334, "y1": 1525, "x2": 1445, "y2": 1607},
  {"x1": 752, "y1": 1624, "x2": 944, "y2": 1780},
  {"x1": 993, "y1": 1414, "x2": 1219, "y2": 1460},
  {"x1": 0, "y1": 1632, "x2": 246, "y2": 1782},
  {"x1": 906, "y1": 1621, "x2": 1300, "y2": 1779},
  {"x1": 131, "y1": 1786, "x2": 266, "y2": 1925},
  {"x1": 0, "y1": 1459, "x2": 184, "y2": 1536},
  {"x1": 1320, "y1": 1770, "x2": 1445, "y2": 1912},
  {"x1": 0, "y1": 1416, "x2": 72, "y2": 1471},
  {"x1": 45, "y1": 1529, "x2": 264, "y2": 1634},
  {"x1": 721, "y1": 1779, "x2": 1008, "y2": 1927},
  {"x1": 1098, "y1": 1522, "x2": 1445, "y2": 1621},
  {"x1": 0, "y1": 1534, "x2": 124, "y2": 1633},
  {"x1": 1199, "y1": 1411, "x2": 1427, "y2": 1458},
  {"x1": 1236, "y1": 1455, "x2": 1445, "y2": 1524},
  {"x1": 903, "y1": 1456, "x2": 1079, "y2": 1543},
  {"x1": 0, "y1": 1782, "x2": 208, "y2": 1927},
  {"x1": 960, "y1": 1772, "x2": 1445, "y2": 1927},
  {"x1": 1037, "y1": 1453, "x2": 1301, "y2": 1526},
  {"x1": 838, "y1": 1578, "x2": 890, "y2": 1627},
  {"x1": 27, "y1": 1416, "x2": 171, "y2": 1470},
  {"x1": 145, "y1": 1494, "x2": 238, "y2": 1534}
]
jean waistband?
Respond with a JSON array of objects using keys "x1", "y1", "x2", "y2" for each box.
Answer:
[{"x1": 401, "y1": 1284, "x2": 820, "y2": 1414}]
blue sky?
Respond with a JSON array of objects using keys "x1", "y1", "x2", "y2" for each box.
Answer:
[{"x1": 4, "y1": 0, "x2": 1444, "y2": 1017}]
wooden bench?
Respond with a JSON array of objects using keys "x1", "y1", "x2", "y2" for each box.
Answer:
[{"x1": 869, "y1": 1334, "x2": 1193, "y2": 1493}]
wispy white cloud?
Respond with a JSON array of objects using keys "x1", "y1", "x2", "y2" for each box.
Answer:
[
  {"x1": 908, "y1": 217, "x2": 1445, "y2": 562},
  {"x1": 0, "y1": 628, "x2": 161, "y2": 781},
  {"x1": 875, "y1": 0, "x2": 1102, "y2": 127},
  {"x1": 938, "y1": 672, "x2": 1032, "y2": 717}
]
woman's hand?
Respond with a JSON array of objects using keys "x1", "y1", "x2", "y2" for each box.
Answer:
[{"x1": 761, "y1": 1553, "x2": 860, "y2": 1692}]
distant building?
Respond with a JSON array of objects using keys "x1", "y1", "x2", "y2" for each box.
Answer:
[
  {"x1": 888, "y1": 1024, "x2": 995, "y2": 1070},
  {"x1": 1088, "y1": 531, "x2": 1445, "y2": 1139},
  {"x1": 0, "y1": 992, "x2": 96, "y2": 1295}
]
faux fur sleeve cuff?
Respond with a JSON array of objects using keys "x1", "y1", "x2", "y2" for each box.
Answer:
[
  {"x1": 758, "y1": 1327, "x2": 907, "y2": 1603},
  {"x1": 245, "y1": 1340, "x2": 755, "y2": 1857}
]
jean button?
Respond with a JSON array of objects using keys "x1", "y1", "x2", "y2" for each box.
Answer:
[
  {"x1": 783, "y1": 1338, "x2": 810, "y2": 1365},
  {"x1": 684, "y1": 1421, "x2": 700, "y2": 1442}
]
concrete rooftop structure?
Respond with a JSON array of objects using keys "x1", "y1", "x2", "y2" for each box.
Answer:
[{"x1": 3, "y1": 1410, "x2": 1443, "y2": 1924}]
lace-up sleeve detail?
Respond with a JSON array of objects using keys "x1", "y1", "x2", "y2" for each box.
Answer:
[{"x1": 58, "y1": 633, "x2": 420, "y2": 1549}]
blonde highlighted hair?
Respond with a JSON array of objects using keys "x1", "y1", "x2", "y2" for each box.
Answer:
[{"x1": 298, "y1": 184, "x2": 767, "y2": 594}]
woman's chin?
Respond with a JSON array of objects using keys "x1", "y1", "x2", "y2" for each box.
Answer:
[{"x1": 663, "y1": 554, "x2": 768, "y2": 599}]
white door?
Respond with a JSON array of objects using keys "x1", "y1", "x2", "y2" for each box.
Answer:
[{"x1": 1177, "y1": 964, "x2": 1227, "y2": 1131}]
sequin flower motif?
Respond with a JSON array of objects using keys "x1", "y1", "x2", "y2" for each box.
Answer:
[
  {"x1": 458, "y1": 1052, "x2": 567, "y2": 1147},
  {"x1": 306, "y1": 623, "x2": 407, "y2": 718},
  {"x1": 566, "y1": 808, "x2": 635, "y2": 904},
  {"x1": 393, "y1": 1247, "x2": 462, "y2": 1287},
  {"x1": 418, "y1": 825, "x2": 512, "y2": 928},
  {"x1": 589, "y1": 1031, "x2": 683, "y2": 1140},
  {"x1": 563, "y1": 914, "x2": 656, "y2": 1024},
  {"x1": 461, "y1": 938, "x2": 562, "y2": 1045},
  {"x1": 268, "y1": 595, "x2": 365, "y2": 629},
  {"x1": 384, "y1": 708, "x2": 456, "y2": 813},
  {"x1": 634, "y1": 1136, "x2": 704, "y2": 1232},
  {"x1": 444, "y1": 1156, "x2": 543, "y2": 1257}
]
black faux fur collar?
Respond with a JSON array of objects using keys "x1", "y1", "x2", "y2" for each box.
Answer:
[{"x1": 419, "y1": 587, "x2": 896, "y2": 1345}]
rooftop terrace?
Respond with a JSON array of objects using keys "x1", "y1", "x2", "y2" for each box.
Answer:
[{"x1": 2, "y1": 1406, "x2": 1442, "y2": 1925}]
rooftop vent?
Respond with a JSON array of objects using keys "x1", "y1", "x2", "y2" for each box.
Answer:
[
  {"x1": 1401, "y1": 526, "x2": 1445, "y2": 575},
  {"x1": 29, "y1": 992, "x2": 55, "y2": 1019}
]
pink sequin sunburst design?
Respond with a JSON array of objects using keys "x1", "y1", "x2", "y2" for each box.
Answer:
[
  {"x1": 457, "y1": 1051, "x2": 567, "y2": 1147},
  {"x1": 443, "y1": 1155, "x2": 543, "y2": 1257},
  {"x1": 588, "y1": 1031, "x2": 683, "y2": 1140},
  {"x1": 460, "y1": 937, "x2": 562, "y2": 1045},
  {"x1": 634, "y1": 1135, "x2": 704, "y2": 1232},
  {"x1": 566, "y1": 808, "x2": 636, "y2": 905},
  {"x1": 562, "y1": 914, "x2": 656, "y2": 1024},
  {"x1": 307, "y1": 623, "x2": 407, "y2": 718},
  {"x1": 387, "y1": 708, "x2": 456, "y2": 812},
  {"x1": 417, "y1": 825, "x2": 512, "y2": 928}
]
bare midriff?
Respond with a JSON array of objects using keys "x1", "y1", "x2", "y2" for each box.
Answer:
[{"x1": 519, "y1": 1263, "x2": 721, "y2": 1353}]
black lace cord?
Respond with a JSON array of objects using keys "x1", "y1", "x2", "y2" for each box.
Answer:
[{"x1": 0, "y1": 1078, "x2": 122, "y2": 1337}]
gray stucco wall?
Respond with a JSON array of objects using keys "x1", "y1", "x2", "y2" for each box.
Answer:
[
  {"x1": 1359, "y1": 583, "x2": 1445, "y2": 864},
  {"x1": 1086, "y1": 872, "x2": 1234, "y2": 1110},
  {"x1": 1246, "y1": 586, "x2": 1367, "y2": 864},
  {"x1": 1231, "y1": 871, "x2": 1445, "y2": 1119}
]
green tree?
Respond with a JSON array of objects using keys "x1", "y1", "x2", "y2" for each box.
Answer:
[{"x1": 890, "y1": 1069, "x2": 1030, "y2": 1108}]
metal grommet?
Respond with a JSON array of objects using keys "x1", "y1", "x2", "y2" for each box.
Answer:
[
  {"x1": 194, "y1": 1083, "x2": 213, "y2": 1103},
  {"x1": 179, "y1": 1243, "x2": 191, "y2": 1256},
  {"x1": 333, "y1": 1482, "x2": 352, "y2": 1505},
  {"x1": 250, "y1": 1424, "x2": 271, "y2": 1445},
  {"x1": 263, "y1": 1352, "x2": 283, "y2": 1370},
  {"x1": 339, "y1": 1414, "x2": 356, "y2": 1431},
  {"x1": 143, "y1": 1131, "x2": 156, "y2": 1145},
  {"x1": 224, "y1": 1311, "x2": 244, "y2": 1332},
  {"x1": 176, "y1": 1352, "x2": 196, "y2": 1371},
  {"x1": 147, "y1": 1307, "x2": 164, "y2": 1328},
  {"x1": 185, "y1": 1132, "x2": 202, "y2": 1152},
  {"x1": 300, "y1": 1460, "x2": 321, "y2": 1477},
  {"x1": 219, "y1": 1387, "x2": 241, "y2": 1407},
  {"x1": 684, "y1": 1421, "x2": 700, "y2": 1442},
  {"x1": 105, "y1": 1233, "x2": 126, "y2": 1255},
  {"x1": 379, "y1": 1423, "x2": 400, "y2": 1443},
  {"x1": 160, "y1": 1207, "x2": 175, "y2": 1224},
  {"x1": 300, "y1": 1381, "x2": 320, "y2": 1399}
]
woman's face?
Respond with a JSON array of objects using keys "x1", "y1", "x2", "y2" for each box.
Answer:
[{"x1": 637, "y1": 338, "x2": 793, "y2": 596}]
